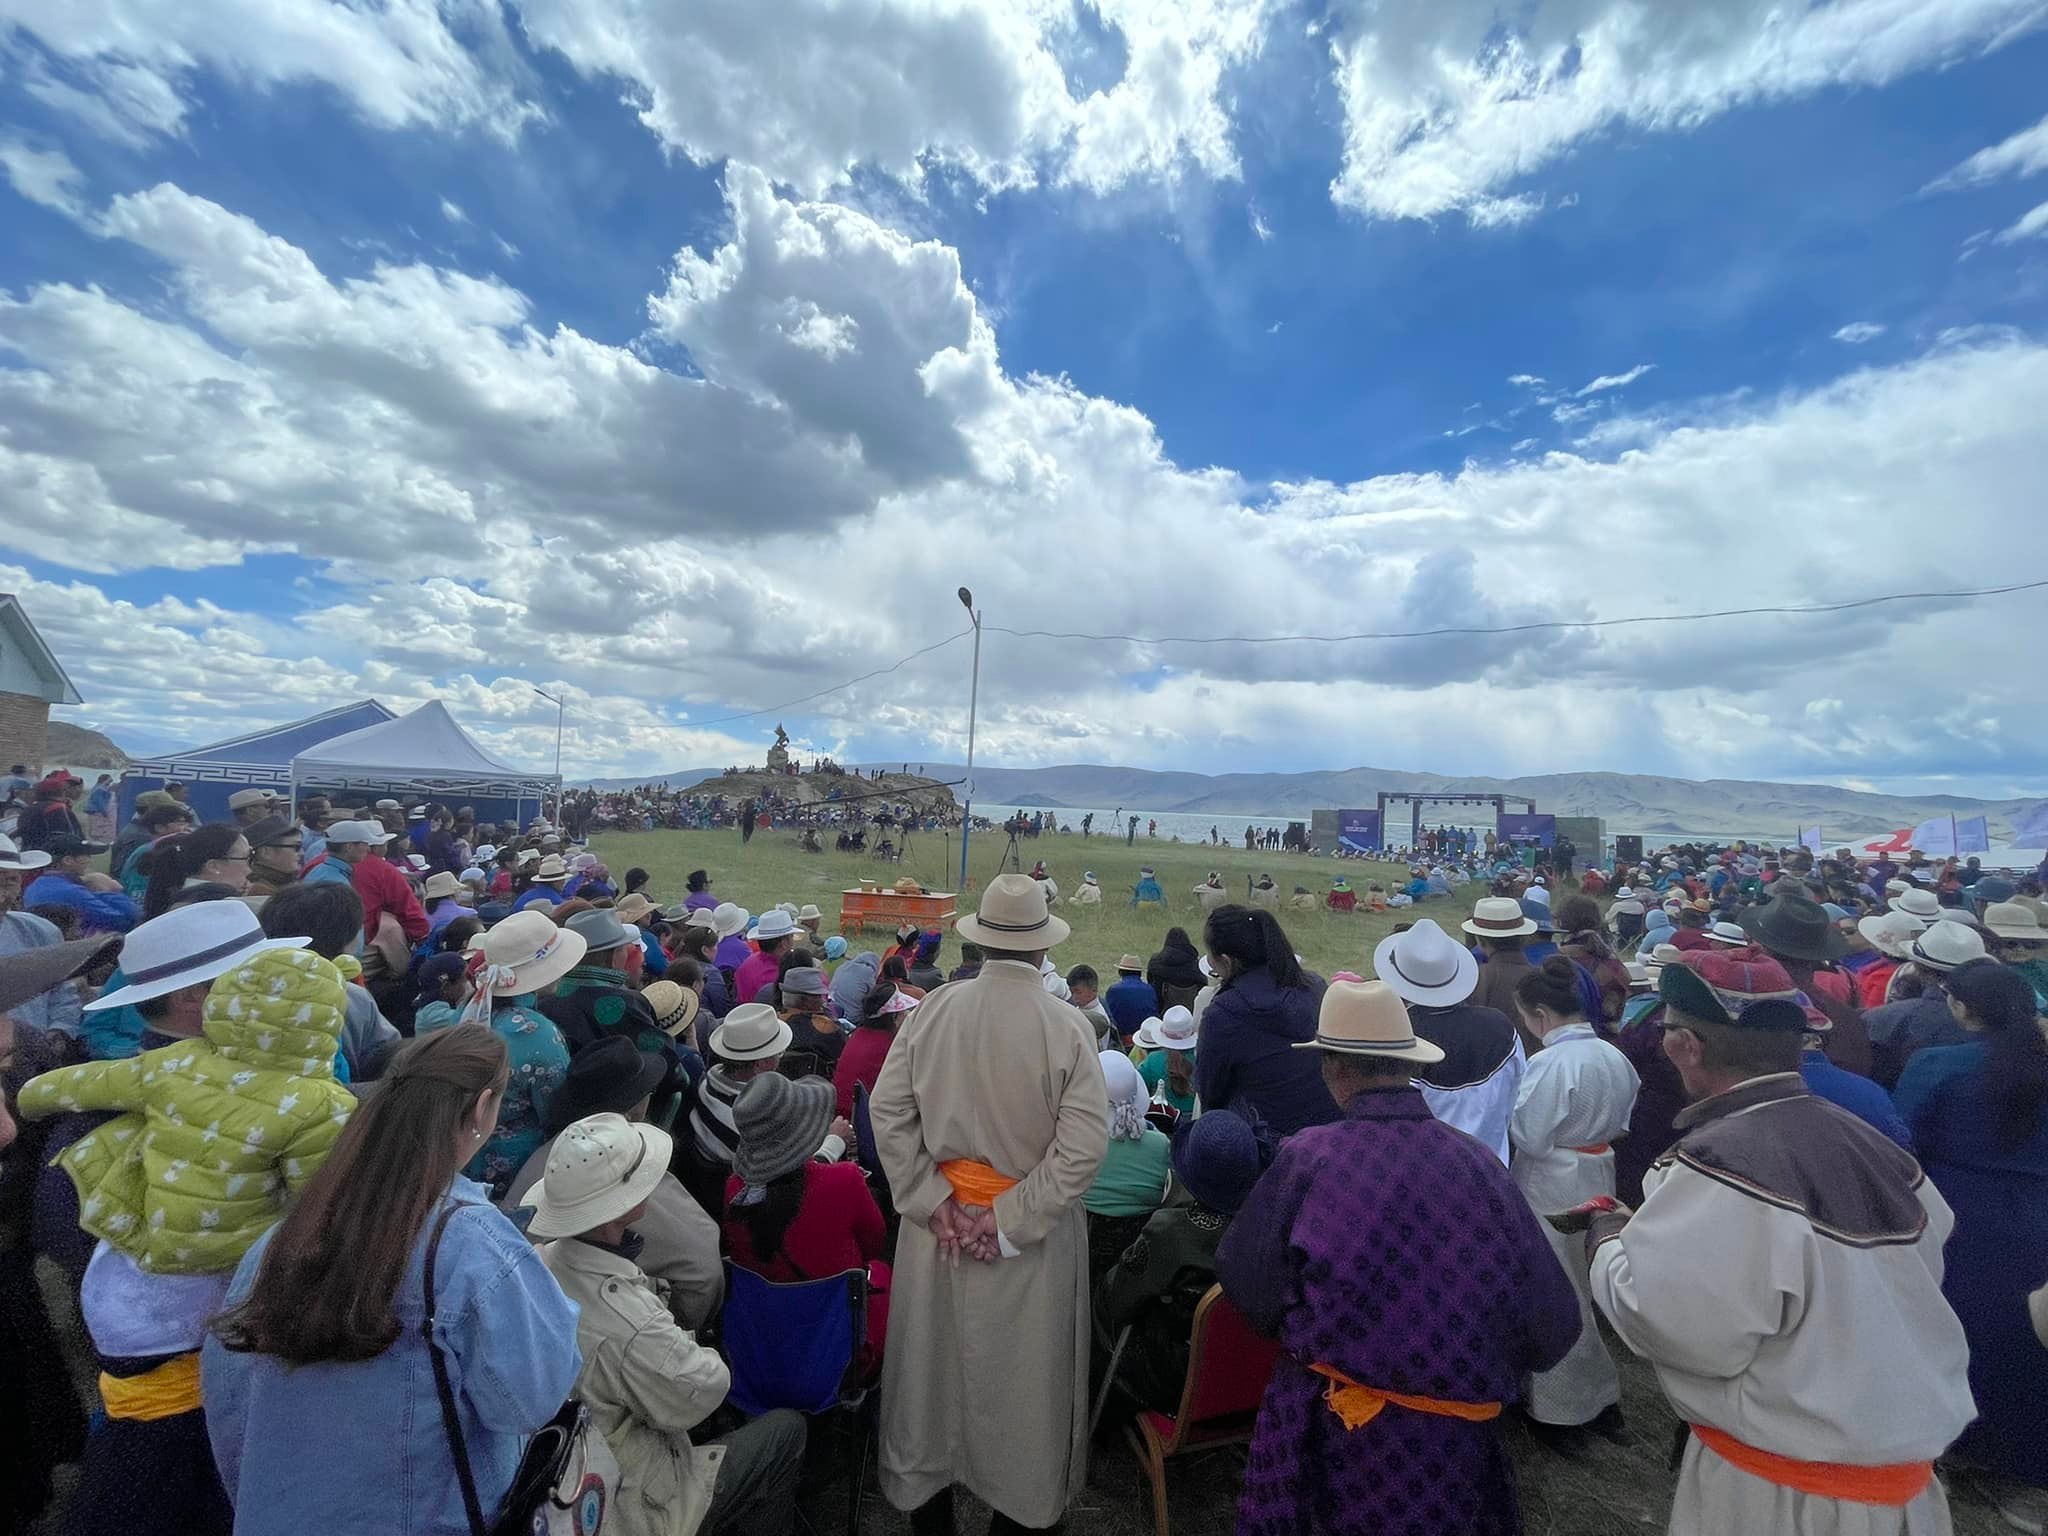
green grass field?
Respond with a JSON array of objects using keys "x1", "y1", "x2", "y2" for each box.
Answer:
[{"x1": 590, "y1": 824, "x2": 1433, "y2": 977}]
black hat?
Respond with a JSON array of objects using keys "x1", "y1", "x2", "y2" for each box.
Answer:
[
  {"x1": 1737, "y1": 893, "x2": 1847, "y2": 963},
  {"x1": 43, "y1": 834, "x2": 110, "y2": 860},
  {"x1": 241, "y1": 814, "x2": 299, "y2": 850},
  {"x1": 543, "y1": 1038, "x2": 668, "y2": 1137}
]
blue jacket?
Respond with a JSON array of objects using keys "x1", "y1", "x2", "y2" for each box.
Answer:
[
  {"x1": 20, "y1": 872, "x2": 139, "y2": 933},
  {"x1": 1801, "y1": 1049, "x2": 1912, "y2": 1150},
  {"x1": 1104, "y1": 974, "x2": 1161, "y2": 1041},
  {"x1": 1193, "y1": 967, "x2": 1339, "y2": 1138},
  {"x1": 301, "y1": 855, "x2": 353, "y2": 888},
  {"x1": 203, "y1": 1179, "x2": 581, "y2": 1536}
]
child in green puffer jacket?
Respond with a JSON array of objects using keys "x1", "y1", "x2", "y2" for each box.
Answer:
[{"x1": 19, "y1": 945, "x2": 358, "y2": 1274}]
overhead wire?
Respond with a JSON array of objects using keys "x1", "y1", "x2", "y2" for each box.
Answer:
[
  {"x1": 978, "y1": 577, "x2": 2048, "y2": 646},
  {"x1": 677, "y1": 627, "x2": 973, "y2": 728}
]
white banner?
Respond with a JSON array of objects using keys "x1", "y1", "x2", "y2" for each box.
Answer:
[{"x1": 1911, "y1": 815, "x2": 1958, "y2": 857}]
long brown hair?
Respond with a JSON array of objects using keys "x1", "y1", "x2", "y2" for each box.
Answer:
[{"x1": 212, "y1": 1025, "x2": 509, "y2": 1364}]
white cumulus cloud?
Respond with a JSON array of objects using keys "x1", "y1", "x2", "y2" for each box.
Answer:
[{"x1": 1832, "y1": 321, "x2": 1886, "y2": 344}]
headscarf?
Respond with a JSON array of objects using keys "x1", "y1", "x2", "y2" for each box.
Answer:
[{"x1": 1100, "y1": 1050, "x2": 1149, "y2": 1142}]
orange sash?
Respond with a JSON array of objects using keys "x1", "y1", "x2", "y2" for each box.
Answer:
[
  {"x1": 1690, "y1": 1424, "x2": 1934, "y2": 1506},
  {"x1": 1309, "y1": 1364, "x2": 1501, "y2": 1432},
  {"x1": 938, "y1": 1158, "x2": 1018, "y2": 1207},
  {"x1": 1571, "y1": 1143, "x2": 1612, "y2": 1154}
]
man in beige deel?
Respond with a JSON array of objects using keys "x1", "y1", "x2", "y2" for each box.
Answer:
[{"x1": 870, "y1": 873, "x2": 1109, "y2": 1535}]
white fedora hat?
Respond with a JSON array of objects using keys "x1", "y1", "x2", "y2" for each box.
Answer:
[
  {"x1": 1461, "y1": 896, "x2": 1537, "y2": 940},
  {"x1": 752, "y1": 909, "x2": 799, "y2": 942},
  {"x1": 1152, "y1": 1005, "x2": 1199, "y2": 1050},
  {"x1": 955, "y1": 873, "x2": 1071, "y2": 951},
  {"x1": 85, "y1": 903, "x2": 308, "y2": 1012},
  {"x1": 1706, "y1": 921, "x2": 1749, "y2": 946},
  {"x1": 1294, "y1": 979, "x2": 1444, "y2": 1064},
  {"x1": 1373, "y1": 918, "x2": 1479, "y2": 1008},
  {"x1": 524, "y1": 1113, "x2": 673, "y2": 1240},
  {"x1": 1910, "y1": 921, "x2": 1985, "y2": 973},
  {"x1": 323, "y1": 818, "x2": 393, "y2": 847},
  {"x1": 708, "y1": 1001, "x2": 794, "y2": 1063},
  {"x1": 531, "y1": 854, "x2": 572, "y2": 884},
  {"x1": 0, "y1": 833, "x2": 52, "y2": 873},
  {"x1": 1888, "y1": 889, "x2": 1942, "y2": 921},
  {"x1": 471, "y1": 909, "x2": 587, "y2": 997},
  {"x1": 1857, "y1": 912, "x2": 1922, "y2": 960}
]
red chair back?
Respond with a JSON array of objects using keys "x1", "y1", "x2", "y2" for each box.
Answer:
[{"x1": 1167, "y1": 1288, "x2": 1280, "y2": 1449}]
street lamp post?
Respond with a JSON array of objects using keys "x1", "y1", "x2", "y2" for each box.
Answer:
[
  {"x1": 533, "y1": 686, "x2": 564, "y2": 824},
  {"x1": 956, "y1": 587, "x2": 981, "y2": 892}
]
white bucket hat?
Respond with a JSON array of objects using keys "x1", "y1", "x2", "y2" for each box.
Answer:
[
  {"x1": 85, "y1": 903, "x2": 308, "y2": 1012},
  {"x1": 524, "y1": 1113, "x2": 673, "y2": 1240},
  {"x1": 1373, "y1": 918, "x2": 1480, "y2": 1007},
  {"x1": 1857, "y1": 913, "x2": 1923, "y2": 960},
  {"x1": 1888, "y1": 889, "x2": 1942, "y2": 921},
  {"x1": 709, "y1": 1002, "x2": 795, "y2": 1062},
  {"x1": 955, "y1": 873, "x2": 1071, "y2": 950},
  {"x1": 712, "y1": 902, "x2": 750, "y2": 938}
]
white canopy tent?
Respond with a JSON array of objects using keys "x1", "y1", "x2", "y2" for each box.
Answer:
[{"x1": 289, "y1": 701, "x2": 560, "y2": 822}]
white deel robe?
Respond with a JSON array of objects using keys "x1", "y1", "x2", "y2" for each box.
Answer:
[
  {"x1": 1510, "y1": 1021, "x2": 1640, "y2": 1426},
  {"x1": 1589, "y1": 1078, "x2": 1974, "y2": 1536}
]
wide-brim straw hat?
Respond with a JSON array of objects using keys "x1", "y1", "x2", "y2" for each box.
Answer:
[
  {"x1": 473, "y1": 910, "x2": 587, "y2": 996},
  {"x1": 613, "y1": 894, "x2": 657, "y2": 925},
  {"x1": 525, "y1": 1114, "x2": 672, "y2": 1239},
  {"x1": 955, "y1": 873, "x2": 1070, "y2": 951},
  {"x1": 1462, "y1": 896, "x2": 1537, "y2": 939},
  {"x1": 1295, "y1": 979, "x2": 1445, "y2": 1064},
  {"x1": 642, "y1": 980, "x2": 700, "y2": 1038},
  {"x1": 733, "y1": 1074, "x2": 837, "y2": 1186},
  {"x1": 1372, "y1": 918, "x2": 1479, "y2": 1008},
  {"x1": 708, "y1": 1002, "x2": 794, "y2": 1062}
]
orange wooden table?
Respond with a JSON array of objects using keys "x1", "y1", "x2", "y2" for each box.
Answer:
[{"x1": 839, "y1": 887, "x2": 959, "y2": 935}]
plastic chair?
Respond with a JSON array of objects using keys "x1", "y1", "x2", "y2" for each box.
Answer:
[
  {"x1": 721, "y1": 1262, "x2": 874, "y2": 1536},
  {"x1": 1120, "y1": 1286, "x2": 1281, "y2": 1536}
]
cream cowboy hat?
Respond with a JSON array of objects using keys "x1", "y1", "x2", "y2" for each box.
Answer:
[
  {"x1": 471, "y1": 909, "x2": 587, "y2": 997},
  {"x1": 1295, "y1": 979, "x2": 1444, "y2": 1064},
  {"x1": 1462, "y1": 896, "x2": 1537, "y2": 940},
  {"x1": 613, "y1": 893, "x2": 657, "y2": 925},
  {"x1": 955, "y1": 873, "x2": 1070, "y2": 950},
  {"x1": 524, "y1": 1113, "x2": 673, "y2": 1240},
  {"x1": 1373, "y1": 919, "x2": 1479, "y2": 1008}
]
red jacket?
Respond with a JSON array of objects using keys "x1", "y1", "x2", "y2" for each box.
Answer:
[
  {"x1": 833, "y1": 1023, "x2": 899, "y2": 1121},
  {"x1": 1857, "y1": 958, "x2": 1900, "y2": 1010},
  {"x1": 352, "y1": 852, "x2": 429, "y2": 944}
]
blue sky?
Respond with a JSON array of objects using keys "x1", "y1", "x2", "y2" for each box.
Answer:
[{"x1": 1, "y1": 1, "x2": 2046, "y2": 799}]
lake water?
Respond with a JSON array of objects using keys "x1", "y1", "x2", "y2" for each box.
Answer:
[{"x1": 976, "y1": 804, "x2": 1782, "y2": 852}]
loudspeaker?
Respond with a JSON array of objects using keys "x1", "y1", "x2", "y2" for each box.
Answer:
[{"x1": 1614, "y1": 834, "x2": 1643, "y2": 866}]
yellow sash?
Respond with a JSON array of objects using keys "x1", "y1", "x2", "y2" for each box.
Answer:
[{"x1": 100, "y1": 1352, "x2": 203, "y2": 1421}]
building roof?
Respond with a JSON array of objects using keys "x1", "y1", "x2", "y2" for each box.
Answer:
[{"x1": 0, "y1": 594, "x2": 84, "y2": 706}]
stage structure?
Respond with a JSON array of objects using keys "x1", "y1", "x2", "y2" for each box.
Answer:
[{"x1": 1378, "y1": 792, "x2": 1539, "y2": 852}]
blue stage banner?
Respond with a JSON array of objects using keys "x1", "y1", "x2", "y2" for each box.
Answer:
[
  {"x1": 1497, "y1": 812, "x2": 1556, "y2": 848},
  {"x1": 1338, "y1": 809, "x2": 1381, "y2": 853}
]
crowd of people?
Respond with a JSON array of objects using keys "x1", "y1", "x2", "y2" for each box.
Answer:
[{"x1": 2, "y1": 789, "x2": 2046, "y2": 1536}]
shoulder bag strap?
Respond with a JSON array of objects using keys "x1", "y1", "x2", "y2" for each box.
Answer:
[{"x1": 422, "y1": 1202, "x2": 490, "y2": 1536}]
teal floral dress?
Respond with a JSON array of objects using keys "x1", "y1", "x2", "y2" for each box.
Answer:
[{"x1": 445, "y1": 996, "x2": 569, "y2": 1198}]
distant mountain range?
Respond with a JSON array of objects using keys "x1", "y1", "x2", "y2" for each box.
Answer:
[{"x1": 580, "y1": 761, "x2": 2046, "y2": 843}]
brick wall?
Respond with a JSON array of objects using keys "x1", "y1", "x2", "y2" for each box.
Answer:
[{"x1": 0, "y1": 690, "x2": 51, "y2": 773}]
